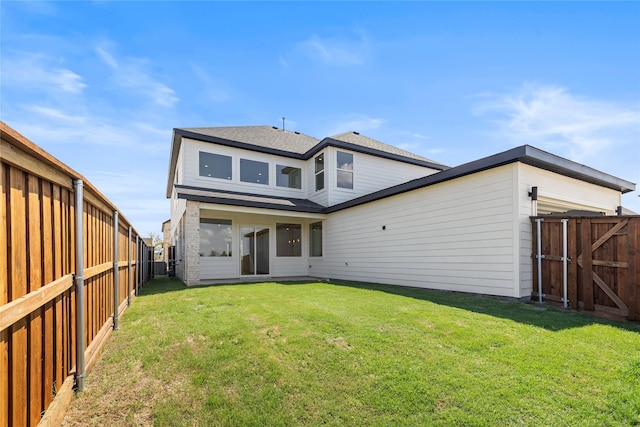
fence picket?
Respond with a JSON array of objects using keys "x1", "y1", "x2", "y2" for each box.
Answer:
[
  {"x1": 1, "y1": 121, "x2": 152, "y2": 426},
  {"x1": 533, "y1": 216, "x2": 639, "y2": 319}
]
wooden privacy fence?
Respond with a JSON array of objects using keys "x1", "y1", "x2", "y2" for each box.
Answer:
[
  {"x1": 531, "y1": 215, "x2": 640, "y2": 320},
  {"x1": 1, "y1": 121, "x2": 154, "y2": 427}
]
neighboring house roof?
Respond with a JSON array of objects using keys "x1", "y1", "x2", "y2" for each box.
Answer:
[
  {"x1": 174, "y1": 185, "x2": 325, "y2": 213},
  {"x1": 166, "y1": 126, "x2": 449, "y2": 197},
  {"x1": 172, "y1": 145, "x2": 636, "y2": 214}
]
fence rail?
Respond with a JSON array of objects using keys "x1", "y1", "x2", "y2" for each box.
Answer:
[
  {"x1": 1, "y1": 121, "x2": 153, "y2": 427},
  {"x1": 531, "y1": 215, "x2": 640, "y2": 320}
]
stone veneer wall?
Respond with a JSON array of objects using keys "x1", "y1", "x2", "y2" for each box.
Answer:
[{"x1": 184, "y1": 201, "x2": 200, "y2": 285}]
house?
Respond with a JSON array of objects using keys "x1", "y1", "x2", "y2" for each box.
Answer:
[{"x1": 166, "y1": 125, "x2": 635, "y2": 298}]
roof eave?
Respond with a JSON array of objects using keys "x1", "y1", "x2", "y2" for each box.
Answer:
[
  {"x1": 518, "y1": 145, "x2": 636, "y2": 194},
  {"x1": 326, "y1": 145, "x2": 636, "y2": 213},
  {"x1": 166, "y1": 129, "x2": 182, "y2": 198},
  {"x1": 306, "y1": 137, "x2": 450, "y2": 170}
]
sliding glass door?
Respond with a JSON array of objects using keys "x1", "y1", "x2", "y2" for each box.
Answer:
[{"x1": 240, "y1": 226, "x2": 270, "y2": 275}]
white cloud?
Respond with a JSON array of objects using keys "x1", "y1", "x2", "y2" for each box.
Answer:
[
  {"x1": 9, "y1": 107, "x2": 168, "y2": 152},
  {"x1": 291, "y1": 31, "x2": 371, "y2": 67},
  {"x1": 474, "y1": 83, "x2": 640, "y2": 162},
  {"x1": 327, "y1": 114, "x2": 385, "y2": 135},
  {"x1": 189, "y1": 63, "x2": 231, "y2": 103},
  {"x1": 1, "y1": 52, "x2": 87, "y2": 94},
  {"x1": 26, "y1": 105, "x2": 86, "y2": 123},
  {"x1": 95, "y1": 43, "x2": 179, "y2": 108}
]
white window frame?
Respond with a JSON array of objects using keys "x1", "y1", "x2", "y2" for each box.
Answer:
[
  {"x1": 314, "y1": 153, "x2": 325, "y2": 192},
  {"x1": 336, "y1": 151, "x2": 354, "y2": 190}
]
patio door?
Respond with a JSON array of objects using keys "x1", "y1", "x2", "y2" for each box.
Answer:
[{"x1": 240, "y1": 226, "x2": 270, "y2": 275}]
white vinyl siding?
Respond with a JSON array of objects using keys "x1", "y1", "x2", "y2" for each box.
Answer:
[
  {"x1": 326, "y1": 146, "x2": 441, "y2": 206},
  {"x1": 182, "y1": 138, "x2": 306, "y2": 199},
  {"x1": 310, "y1": 166, "x2": 518, "y2": 297}
]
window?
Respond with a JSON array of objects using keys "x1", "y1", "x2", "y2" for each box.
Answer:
[
  {"x1": 315, "y1": 154, "x2": 325, "y2": 191},
  {"x1": 276, "y1": 165, "x2": 302, "y2": 189},
  {"x1": 199, "y1": 219, "x2": 232, "y2": 257},
  {"x1": 240, "y1": 159, "x2": 269, "y2": 185},
  {"x1": 199, "y1": 152, "x2": 232, "y2": 180},
  {"x1": 276, "y1": 223, "x2": 301, "y2": 257},
  {"x1": 337, "y1": 151, "x2": 353, "y2": 189},
  {"x1": 309, "y1": 222, "x2": 322, "y2": 257}
]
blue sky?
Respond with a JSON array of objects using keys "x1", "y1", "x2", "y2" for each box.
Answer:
[{"x1": 2, "y1": 1, "x2": 639, "y2": 237}]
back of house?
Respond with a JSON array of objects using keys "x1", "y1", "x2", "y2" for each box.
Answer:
[{"x1": 165, "y1": 125, "x2": 635, "y2": 299}]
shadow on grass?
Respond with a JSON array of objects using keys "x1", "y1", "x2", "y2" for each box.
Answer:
[
  {"x1": 138, "y1": 276, "x2": 189, "y2": 296},
  {"x1": 318, "y1": 279, "x2": 640, "y2": 333},
  {"x1": 137, "y1": 276, "x2": 639, "y2": 333}
]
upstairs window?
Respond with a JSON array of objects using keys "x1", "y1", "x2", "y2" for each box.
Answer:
[
  {"x1": 315, "y1": 154, "x2": 325, "y2": 191},
  {"x1": 199, "y1": 152, "x2": 232, "y2": 180},
  {"x1": 276, "y1": 223, "x2": 302, "y2": 257},
  {"x1": 337, "y1": 151, "x2": 354, "y2": 189},
  {"x1": 276, "y1": 165, "x2": 302, "y2": 189},
  {"x1": 240, "y1": 159, "x2": 269, "y2": 185}
]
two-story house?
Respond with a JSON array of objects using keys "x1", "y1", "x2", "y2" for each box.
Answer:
[{"x1": 166, "y1": 125, "x2": 634, "y2": 298}]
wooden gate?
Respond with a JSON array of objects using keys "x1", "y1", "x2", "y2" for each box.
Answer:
[{"x1": 532, "y1": 216, "x2": 640, "y2": 320}]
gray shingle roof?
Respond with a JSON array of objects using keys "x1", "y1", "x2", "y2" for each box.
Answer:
[
  {"x1": 328, "y1": 131, "x2": 444, "y2": 165},
  {"x1": 179, "y1": 126, "x2": 319, "y2": 155}
]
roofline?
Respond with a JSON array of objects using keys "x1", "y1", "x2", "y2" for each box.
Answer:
[
  {"x1": 175, "y1": 185, "x2": 326, "y2": 214},
  {"x1": 309, "y1": 138, "x2": 449, "y2": 170},
  {"x1": 167, "y1": 128, "x2": 635, "y2": 203},
  {"x1": 166, "y1": 128, "x2": 449, "y2": 196},
  {"x1": 325, "y1": 145, "x2": 636, "y2": 213},
  {"x1": 169, "y1": 144, "x2": 635, "y2": 215}
]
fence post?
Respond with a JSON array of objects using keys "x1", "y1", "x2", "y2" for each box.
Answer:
[
  {"x1": 113, "y1": 211, "x2": 119, "y2": 331},
  {"x1": 74, "y1": 179, "x2": 85, "y2": 392},
  {"x1": 128, "y1": 226, "x2": 132, "y2": 306},
  {"x1": 628, "y1": 218, "x2": 639, "y2": 321},
  {"x1": 135, "y1": 235, "x2": 139, "y2": 296}
]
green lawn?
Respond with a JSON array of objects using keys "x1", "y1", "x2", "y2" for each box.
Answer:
[{"x1": 62, "y1": 277, "x2": 640, "y2": 426}]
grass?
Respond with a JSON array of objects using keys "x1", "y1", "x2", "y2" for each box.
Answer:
[{"x1": 62, "y1": 276, "x2": 640, "y2": 426}]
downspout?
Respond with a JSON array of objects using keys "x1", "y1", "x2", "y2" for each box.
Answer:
[
  {"x1": 74, "y1": 179, "x2": 85, "y2": 392},
  {"x1": 113, "y1": 211, "x2": 119, "y2": 331},
  {"x1": 535, "y1": 218, "x2": 544, "y2": 304}
]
